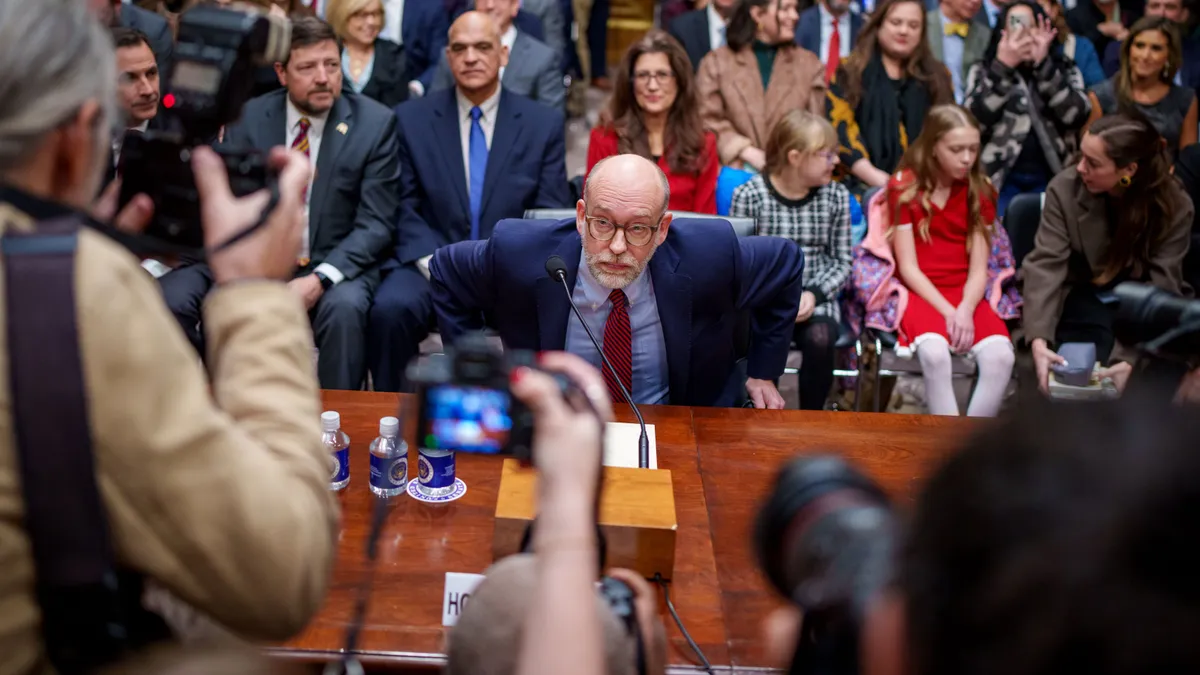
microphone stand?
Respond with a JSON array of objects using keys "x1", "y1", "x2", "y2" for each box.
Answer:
[{"x1": 551, "y1": 270, "x2": 651, "y2": 469}]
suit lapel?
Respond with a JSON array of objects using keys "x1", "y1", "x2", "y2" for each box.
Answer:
[
  {"x1": 730, "y1": 50, "x2": 766, "y2": 144},
  {"x1": 432, "y1": 90, "x2": 470, "y2": 219},
  {"x1": 534, "y1": 232, "x2": 583, "y2": 351},
  {"x1": 649, "y1": 241, "x2": 692, "y2": 404},
  {"x1": 1074, "y1": 186, "x2": 1111, "y2": 274},
  {"x1": 263, "y1": 94, "x2": 287, "y2": 150},
  {"x1": 308, "y1": 95, "x2": 351, "y2": 242},
  {"x1": 503, "y1": 34, "x2": 529, "y2": 87},
  {"x1": 480, "y1": 92, "x2": 522, "y2": 235},
  {"x1": 927, "y1": 12, "x2": 945, "y2": 61}
]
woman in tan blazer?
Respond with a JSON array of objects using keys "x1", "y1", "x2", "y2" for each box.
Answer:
[
  {"x1": 1023, "y1": 114, "x2": 1194, "y2": 393},
  {"x1": 696, "y1": 0, "x2": 825, "y2": 170}
]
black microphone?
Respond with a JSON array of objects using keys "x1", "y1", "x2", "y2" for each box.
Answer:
[{"x1": 545, "y1": 255, "x2": 651, "y2": 469}]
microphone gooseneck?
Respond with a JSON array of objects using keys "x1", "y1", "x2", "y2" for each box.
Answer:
[{"x1": 545, "y1": 255, "x2": 651, "y2": 469}]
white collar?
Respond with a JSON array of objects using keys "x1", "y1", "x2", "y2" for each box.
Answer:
[
  {"x1": 455, "y1": 84, "x2": 503, "y2": 121},
  {"x1": 818, "y1": 3, "x2": 846, "y2": 22},
  {"x1": 285, "y1": 96, "x2": 330, "y2": 135},
  {"x1": 706, "y1": 2, "x2": 727, "y2": 28},
  {"x1": 501, "y1": 25, "x2": 518, "y2": 50},
  {"x1": 129, "y1": 119, "x2": 150, "y2": 133}
]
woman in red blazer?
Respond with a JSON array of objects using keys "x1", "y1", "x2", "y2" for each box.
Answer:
[{"x1": 586, "y1": 30, "x2": 719, "y2": 214}]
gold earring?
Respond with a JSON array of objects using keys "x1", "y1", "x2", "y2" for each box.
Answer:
[{"x1": 1119, "y1": 175, "x2": 1132, "y2": 187}]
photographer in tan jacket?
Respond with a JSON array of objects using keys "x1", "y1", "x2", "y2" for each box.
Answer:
[{"x1": 0, "y1": 1, "x2": 338, "y2": 673}]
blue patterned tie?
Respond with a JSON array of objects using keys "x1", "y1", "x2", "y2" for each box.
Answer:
[{"x1": 468, "y1": 106, "x2": 488, "y2": 240}]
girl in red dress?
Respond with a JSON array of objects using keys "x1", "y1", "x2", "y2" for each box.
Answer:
[{"x1": 888, "y1": 105, "x2": 1015, "y2": 417}]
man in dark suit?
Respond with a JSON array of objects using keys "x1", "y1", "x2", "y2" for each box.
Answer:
[
  {"x1": 91, "y1": 1, "x2": 173, "y2": 79},
  {"x1": 796, "y1": 0, "x2": 865, "y2": 83},
  {"x1": 367, "y1": 11, "x2": 569, "y2": 392},
  {"x1": 163, "y1": 17, "x2": 401, "y2": 390},
  {"x1": 430, "y1": 155, "x2": 803, "y2": 409},
  {"x1": 106, "y1": 27, "x2": 162, "y2": 189},
  {"x1": 431, "y1": 0, "x2": 564, "y2": 110},
  {"x1": 668, "y1": 0, "x2": 736, "y2": 71}
]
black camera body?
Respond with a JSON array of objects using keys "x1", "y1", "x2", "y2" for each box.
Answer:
[
  {"x1": 118, "y1": 3, "x2": 290, "y2": 253},
  {"x1": 407, "y1": 333, "x2": 572, "y2": 462}
]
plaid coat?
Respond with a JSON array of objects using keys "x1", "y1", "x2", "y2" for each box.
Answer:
[{"x1": 730, "y1": 176, "x2": 853, "y2": 322}]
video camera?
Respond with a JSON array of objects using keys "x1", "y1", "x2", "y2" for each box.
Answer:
[
  {"x1": 117, "y1": 2, "x2": 290, "y2": 252},
  {"x1": 754, "y1": 456, "x2": 897, "y2": 675}
]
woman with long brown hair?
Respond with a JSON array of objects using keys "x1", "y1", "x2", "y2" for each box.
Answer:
[
  {"x1": 1086, "y1": 16, "x2": 1198, "y2": 157},
  {"x1": 1024, "y1": 113, "x2": 1194, "y2": 393},
  {"x1": 587, "y1": 30, "x2": 719, "y2": 213},
  {"x1": 696, "y1": 0, "x2": 825, "y2": 171},
  {"x1": 886, "y1": 104, "x2": 1014, "y2": 417},
  {"x1": 827, "y1": 0, "x2": 954, "y2": 195}
]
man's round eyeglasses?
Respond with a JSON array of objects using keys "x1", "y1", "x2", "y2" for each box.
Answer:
[{"x1": 584, "y1": 215, "x2": 660, "y2": 247}]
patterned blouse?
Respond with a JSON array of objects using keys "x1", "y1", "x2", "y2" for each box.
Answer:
[{"x1": 730, "y1": 175, "x2": 853, "y2": 322}]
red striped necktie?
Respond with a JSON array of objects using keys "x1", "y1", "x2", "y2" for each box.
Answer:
[{"x1": 602, "y1": 289, "x2": 633, "y2": 403}]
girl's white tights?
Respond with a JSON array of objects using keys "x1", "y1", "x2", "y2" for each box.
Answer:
[{"x1": 915, "y1": 336, "x2": 1014, "y2": 417}]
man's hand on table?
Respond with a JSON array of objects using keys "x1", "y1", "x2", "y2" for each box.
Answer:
[{"x1": 747, "y1": 378, "x2": 786, "y2": 409}]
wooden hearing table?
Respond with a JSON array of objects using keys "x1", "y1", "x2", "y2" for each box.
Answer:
[{"x1": 269, "y1": 391, "x2": 977, "y2": 673}]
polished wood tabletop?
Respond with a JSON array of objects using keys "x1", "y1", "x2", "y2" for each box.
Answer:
[{"x1": 271, "y1": 391, "x2": 978, "y2": 673}]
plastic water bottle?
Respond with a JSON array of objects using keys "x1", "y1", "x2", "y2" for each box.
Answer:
[
  {"x1": 369, "y1": 416, "x2": 408, "y2": 498},
  {"x1": 323, "y1": 411, "x2": 350, "y2": 491}
]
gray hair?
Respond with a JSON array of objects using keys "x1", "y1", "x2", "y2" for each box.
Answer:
[
  {"x1": 586, "y1": 154, "x2": 672, "y2": 217},
  {"x1": 0, "y1": 0, "x2": 116, "y2": 172}
]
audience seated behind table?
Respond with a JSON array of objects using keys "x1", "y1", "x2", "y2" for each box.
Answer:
[
  {"x1": 886, "y1": 105, "x2": 1016, "y2": 417},
  {"x1": 1101, "y1": 0, "x2": 1200, "y2": 89},
  {"x1": 587, "y1": 30, "x2": 719, "y2": 214},
  {"x1": 1176, "y1": 142, "x2": 1200, "y2": 293},
  {"x1": 446, "y1": 554, "x2": 668, "y2": 675},
  {"x1": 667, "y1": 0, "x2": 736, "y2": 74},
  {"x1": 429, "y1": 0, "x2": 565, "y2": 111},
  {"x1": 0, "y1": 1, "x2": 340, "y2": 669},
  {"x1": 159, "y1": 16, "x2": 401, "y2": 391},
  {"x1": 367, "y1": 11, "x2": 569, "y2": 394},
  {"x1": 325, "y1": 0, "x2": 409, "y2": 109},
  {"x1": 1086, "y1": 16, "x2": 1199, "y2": 158},
  {"x1": 795, "y1": 0, "x2": 865, "y2": 85},
  {"x1": 1035, "y1": 0, "x2": 1106, "y2": 86},
  {"x1": 697, "y1": 0, "x2": 826, "y2": 172},
  {"x1": 827, "y1": 0, "x2": 955, "y2": 196},
  {"x1": 1023, "y1": 114, "x2": 1194, "y2": 394},
  {"x1": 1065, "y1": 0, "x2": 1137, "y2": 58},
  {"x1": 964, "y1": 1, "x2": 1091, "y2": 216},
  {"x1": 926, "y1": 0, "x2": 992, "y2": 103},
  {"x1": 429, "y1": 154, "x2": 804, "y2": 409},
  {"x1": 730, "y1": 111, "x2": 852, "y2": 411}
]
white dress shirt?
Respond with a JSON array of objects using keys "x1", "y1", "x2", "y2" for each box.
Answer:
[
  {"x1": 383, "y1": 0, "x2": 405, "y2": 45},
  {"x1": 455, "y1": 86, "x2": 501, "y2": 196},
  {"x1": 285, "y1": 98, "x2": 343, "y2": 284},
  {"x1": 500, "y1": 25, "x2": 517, "y2": 81},
  {"x1": 819, "y1": 4, "x2": 853, "y2": 61},
  {"x1": 706, "y1": 3, "x2": 727, "y2": 51}
]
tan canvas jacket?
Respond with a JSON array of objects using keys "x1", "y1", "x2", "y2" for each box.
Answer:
[{"x1": 0, "y1": 188, "x2": 338, "y2": 675}]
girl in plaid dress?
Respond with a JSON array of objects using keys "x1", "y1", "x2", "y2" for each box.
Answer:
[{"x1": 730, "y1": 111, "x2": 852, "y2": 410}]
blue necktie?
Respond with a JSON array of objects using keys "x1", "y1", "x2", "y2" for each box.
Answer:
[{"x1": 468, "y1": 106, "x2": 488, "y2": 240}]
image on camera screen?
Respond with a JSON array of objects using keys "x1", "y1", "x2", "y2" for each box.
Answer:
[{"x1": 423, "y1": 385, "x2": 513, "y2": 453}]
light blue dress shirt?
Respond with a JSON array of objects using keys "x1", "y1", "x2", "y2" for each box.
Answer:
[
  {"x1": 940, "y1": 12, "x2": 967, "y2": 103},
  {"x1": 564, "y1": 252, "x2": 670, "y2": 405},
  {"x1": 342, "y1": 47, "x2": 376, "y2": 94}
]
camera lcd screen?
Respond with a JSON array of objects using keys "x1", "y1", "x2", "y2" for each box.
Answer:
[
  {"x1": 422, "y1": 385, "x2": 513, "y2": 454},
  {"x1": 173, "y1": 61, "x2": 222, "y2": 95}
]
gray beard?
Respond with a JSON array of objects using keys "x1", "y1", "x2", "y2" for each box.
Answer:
[{"x1": 584, "y1": 245, "x2": 657, "y2": 289}]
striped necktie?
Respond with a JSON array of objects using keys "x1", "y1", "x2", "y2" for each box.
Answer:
[
  {"x1": 602, "y1": 289, "x2": 633, "y2": 403},
  {"x1": 292, "y1": 117, "x2": 311, "y2": 157}
]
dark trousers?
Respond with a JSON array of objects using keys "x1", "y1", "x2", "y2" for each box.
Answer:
[
  {"x1": 159, "y1": 262, "x2": 376, "y2": 390},
  {"x1": 588, "y1": 0, "x2": 610, "y2": 78},
  {"x1": 997, "y1": 167, "x2": 1050, "y2": 218},
  {"x1": 793, "y1": 315, "x2": 839, "y2": 410},
  {"x1": 367, "y1": 264, "x2": 434, "y2": 392},
  {"x1": 1055, "y1": 285, "x2": 1118, "y2": 364}
]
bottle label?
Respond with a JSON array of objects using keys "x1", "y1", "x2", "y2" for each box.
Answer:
[
  {"x1": 370, "y1": 454, "x2": 408, "y2": 488},
  {"x1": 418, "y1": 448, "x2": 456, "y2": 493},
  {"x1": 331, "y1": 447, "x2": 350, "y2": 485}
]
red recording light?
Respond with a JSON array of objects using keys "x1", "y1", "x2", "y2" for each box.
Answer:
[{"x1": 163, "y1": 93, "x2": 176, "y2": 109}]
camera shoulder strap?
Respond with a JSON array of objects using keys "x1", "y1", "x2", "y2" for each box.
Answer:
[{"x1": 3, "y1": 215, "x2": 163, "y2": 673}]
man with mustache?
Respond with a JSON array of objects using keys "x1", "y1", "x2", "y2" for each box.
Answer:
[
  {"x1": 159, "y1": 16, "x2": 401, "y2": 390},
  {"x1": 429, "y1": 154, "x2": 803, "y2": 409}
]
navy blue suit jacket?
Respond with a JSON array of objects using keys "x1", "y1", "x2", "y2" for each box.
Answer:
[
  {"x1": 405, "y1": 0, "x2": 450, "y2": 87},
  {"x1": 429, "y1": 219, "x2": 805, "y2": 407},
  {"x1": 795, "y1": 6, "x2": 864, "y2": 57},
  {"x1": 391, "y1": 88, "x2": 569, "y2": 265}
]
